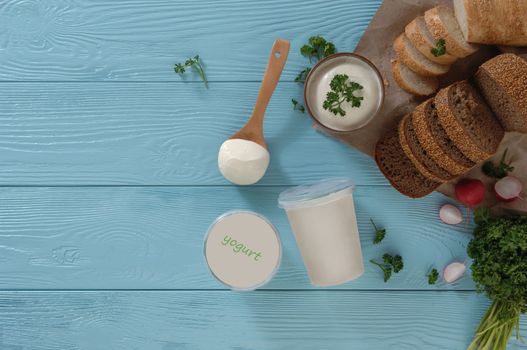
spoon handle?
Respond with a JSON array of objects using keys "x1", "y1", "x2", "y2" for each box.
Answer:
[{"x1": 250, "y1": 39, "x2": 290, "y2": 127}]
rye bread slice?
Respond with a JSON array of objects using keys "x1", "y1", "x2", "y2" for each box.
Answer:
[
  {"x1": 398, "y1": 114, "x2": 453, "y2": 183},
  {"x1": 412, "y1": 99, "x2": 475, "y2": 176},
  {"x1": 435, "y1": 81, "x2": 504, "y2": 162},
  {"x1": 474, "y1": 53, "x2": 527, "y2": 133},
  {"x1": 375, "y1": 129, "x2": 440, "y2": 198}
]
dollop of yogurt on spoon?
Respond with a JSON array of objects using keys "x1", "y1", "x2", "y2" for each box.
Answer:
[{"x1": 218, "y1": 139, "x2": 270, "y2": 185}]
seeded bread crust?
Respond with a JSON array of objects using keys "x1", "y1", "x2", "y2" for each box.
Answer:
[
  {"x1": 405, "y1": 16, "x2": 457, "y2": 65},
  {"x1": 394, "y1": 34, "x2": 450, "y2": 77},
  {"x1": 435, "y1": 81, "x2": 504, "y2": 162},
  {"x1": 375, "y1": 129, "x2": 440, "y2": 198},
  {"x1": 412, "y1": 99, "x2": 474, "y2": 176},
  {"x1": 424, "y1": 6, "x2": 478, "y2": 58},
  {"x1": 398, "y1": 114, "x2": 452, "y2": 183},
  {"x1": 475, "y1": 53, "x2": 527, "y2": 132},
  {"x1": 391, "y1": 59, "x2": 439, "y2": 96}
]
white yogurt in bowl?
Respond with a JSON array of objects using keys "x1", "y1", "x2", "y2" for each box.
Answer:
[{"x1": 304, "y1": 53, "x2": 384, "y2": 132}]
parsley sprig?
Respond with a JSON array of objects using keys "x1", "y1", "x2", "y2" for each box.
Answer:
[
  {"x1": 291, "y1": 99, "x2": 305, "y2": 113},
  {"x1": 427, "y1": 268, "x2": 439, "y2": 285},
  {"x1": 431, "y1": 38, "x2": 446, "y2": 57},
  {"x1": 482, "y1": 148, "x2": 514, "y2": 179},
  {"x1": 294, "y1": 68, "x2": 311, "y2": 84},
  {"x1": 174, "y1": 55, "x2": 208, "y2": 89},
  {"x1": 292, "y1": 36, "x2": 336, "y2": 112},
  {"x1": 300, "y1": 35, "x2": 336, "y2": 63},
  {"x1": 371, "y1": 219, "x2": 386, "y2": 245},
  {"x1": 323, "y1": 74, "x2": 363, "y2": 116},
  {"x1": 370, "y1": 254, "x2": 404, "y2": 282}
]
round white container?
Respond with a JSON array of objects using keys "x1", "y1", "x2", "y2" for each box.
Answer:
[
  {"x1": 204, "y1": 211, "x2": 281, "y2": 291},
  {"x1": 278, "y1": 178, "x2": 364, "y2": 287},
  {"x1": 304, "y1": 53, "x2": 384, "y2": 133}
]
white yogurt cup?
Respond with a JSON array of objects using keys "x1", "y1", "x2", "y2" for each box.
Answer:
[
  {"x1": 278, "y1": 178, "x2": 364, "y2": 286},
  {"x1": 204, "y1": 211, "x2": 281, "y2": 291}
]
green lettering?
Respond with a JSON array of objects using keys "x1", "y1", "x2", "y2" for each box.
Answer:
[{"x1": 220, "y1": 237, "x2": 261, "y2": 262}]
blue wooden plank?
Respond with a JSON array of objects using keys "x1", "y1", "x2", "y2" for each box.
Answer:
[
  {"x1": 0, "y1": 0, "x2": 382, "y2": 81},
  {"x1": 0, "y1": 82, "x2": 385, "y2": 185},
  {"x1": 0, "y1": 291, "x2": 525, "y2": 350},
  {"x1": 0, "y1": 186, "x2": 474, "y2": 290}
]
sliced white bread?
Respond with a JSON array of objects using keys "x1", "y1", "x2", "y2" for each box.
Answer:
[
  {"x1": 405, "y1": 16, "x2": 458, "y2": 65},
  {"x1": 394, "y1": 34, "x2": 450, "y2": 77},
  {"x1": 391, "y1": 59, "x2": 439, "y2": 96},
  {"x1": 424, "y1": 6, "x2": 478, "y2": 58}
]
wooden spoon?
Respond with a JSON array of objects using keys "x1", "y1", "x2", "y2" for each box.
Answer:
[{"x1": 229, "y1": 39, "x2": 290, "y2": 148}]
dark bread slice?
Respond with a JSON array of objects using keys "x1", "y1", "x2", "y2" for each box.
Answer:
[
  {"x1": 435, "y1": 81, "x2": 504, "y2": 163},
  {"x1": 398, "y1": 114, "x2": 453, "y2": 183},
  {"x1": 375, "y1": 129, "x2": 440, "y2": 198},
  {"x1": 475, "y1": 53, "x2": 527, "y2": 133},
  {"x1": 412, "y1": 99, "x2": 475, "y2": 176}
]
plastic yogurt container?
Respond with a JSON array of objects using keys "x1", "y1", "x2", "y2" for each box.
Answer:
[
  {"x1": 204, "y1": 211, "x2": 281, "y2": 291},
  {"x1": 278, "y1": 178, "x2": 364, "y2": 287}
]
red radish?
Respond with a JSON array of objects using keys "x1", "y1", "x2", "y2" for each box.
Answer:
[
  {"x1": 494, "y1": 176, "x2": 523, "y2": 202},
  {"x1": 455, "y1": 179, "x2": 485, "y2": 207}
]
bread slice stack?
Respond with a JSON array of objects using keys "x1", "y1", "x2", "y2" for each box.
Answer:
[
  {"x1": 376, "y1": 53, "x2": 527, "y2": 198},
  {"x1": 376, "y1": 80, "x2": 503, "y2": 198},
  {"x1": 392, "y1": 5, "x2": 479, "y2": 96}
]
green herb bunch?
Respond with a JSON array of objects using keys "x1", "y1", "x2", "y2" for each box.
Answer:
[
  {"x1": 295, "y1": 36, "x2": 336, "y2": 84},
  {"x1": 370, "y1": 254, "x2": 403, "y2": 282},
  {"x1": 467, "y1": 208, "x2": 527, "y2": 350},
  {"x1": 322, "y1": 74, "x2": 363, "y2": 116},
  {"x1": 431, "y1": 38, "x2": 446, "y2": 57},
  {"x1": 427, "y1": 268, "x2": 439, "y2": 285},
  {"x1": 482, "y1": 149, "x2": 514, "y2": 179},
  {"x1": 291, "y1": 99, "x2": 305, "y2": 113},
  {"x1": 300, "y1": 35, "x2": 336, "y2": 63},
  {"x1": 174, "y1": 55, "x2": 208, "y2": 88},
  {"x1": 292, "y1": 35, "x2": 337, "y2": 113},
  {"x1": 370, "y1": 219, "x2": 386, "y2": 245}
]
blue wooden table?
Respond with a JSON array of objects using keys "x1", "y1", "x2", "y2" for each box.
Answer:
[{"x1": 0, "y1": 0, "x2": 525, "y2": 349}]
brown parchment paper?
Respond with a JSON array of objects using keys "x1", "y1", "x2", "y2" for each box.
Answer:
[{"x1": 318, "y1": 0, "x2": 527, "y2": 214}]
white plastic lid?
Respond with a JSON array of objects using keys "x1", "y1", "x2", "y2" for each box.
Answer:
[
  {"x1": 204, "y1": 211, "x2": 281, "y2": 291},
  {"x1": 278, "y1": 178, "x2": 355, "y2": 210}
]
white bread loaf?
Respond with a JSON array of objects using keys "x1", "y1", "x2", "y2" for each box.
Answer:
[
  {"x1": 454, "y1": 0, "x2": 527, "y2": 46},
  {"x1": 393, "y1": 34, "x2": 450, "y2": 77},
  {"x1": 391, "y1": 59, "x2": 439, "y2": 96},
  {"x1": 424, "y1": 6, "x2": 478, "y2": 58},
  {"x1": 405, "y1": 16, "x2": 458, "y2": 65}
]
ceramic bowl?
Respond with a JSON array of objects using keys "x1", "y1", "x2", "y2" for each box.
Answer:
[{"x1": 303, "y1": 52, "x2": 385, "y2": 133}]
